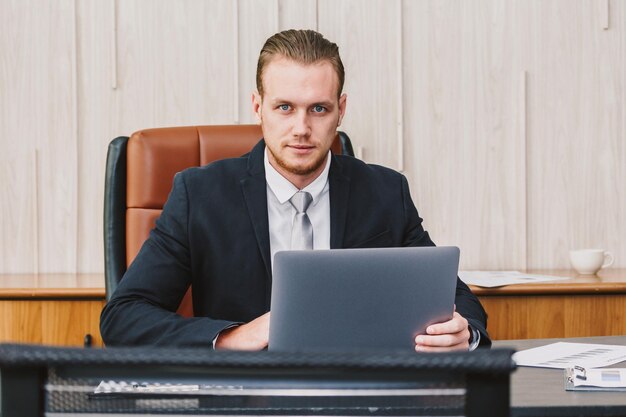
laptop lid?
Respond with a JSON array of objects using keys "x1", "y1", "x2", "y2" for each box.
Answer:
[{"x1": 269, "y1": 246, "x2": 460, "y2": 352}]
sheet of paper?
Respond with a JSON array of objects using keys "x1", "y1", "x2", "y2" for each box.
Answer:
[
  {"x1": 513, "y1": 342, "x2": 626, "y2": 369},
  {"x1": 568, "y1": 368, "x2": 626, "y2": 389},
  {"x1": 94, "y1": 380, "x2": 201, "y2": 394},
  {"x1": 458, "y1": 270, "x2": 568, "y2": 287}
]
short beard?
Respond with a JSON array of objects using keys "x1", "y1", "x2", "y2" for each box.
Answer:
[{"x1": 267, "y1": 146, "x2": 328, "y2": 177}]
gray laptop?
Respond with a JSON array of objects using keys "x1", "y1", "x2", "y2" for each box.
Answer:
[{"x1": 269, "y1": 246, "x2": 460, "y2": 352}]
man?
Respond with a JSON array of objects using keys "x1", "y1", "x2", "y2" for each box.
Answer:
[{"x1": 101, "y1": 29, "x2": 490, "y2": 351}]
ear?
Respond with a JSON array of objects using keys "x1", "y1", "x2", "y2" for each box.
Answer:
[
  {"x1": 337, "y1": 93, "x2": 347, "y2": 126},
  {"x1": 252, "y1": 91, "x2": 263, "y2": 123}
]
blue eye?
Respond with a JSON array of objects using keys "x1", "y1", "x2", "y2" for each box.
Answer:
[
  {"x1": 279, "y1": 104, "x2": 290, "y2": 111},
  {"x1": 312, "y1": 105, "x2": 326, "y2": 113}
]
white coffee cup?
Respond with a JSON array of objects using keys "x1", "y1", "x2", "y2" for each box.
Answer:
[{"x1": 569, "y1": 249, "x2": 614, "y2": 275}]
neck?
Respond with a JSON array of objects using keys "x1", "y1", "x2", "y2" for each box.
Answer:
[{"x1": 268, "y1": 154, "x2": 329, "y2": 190}]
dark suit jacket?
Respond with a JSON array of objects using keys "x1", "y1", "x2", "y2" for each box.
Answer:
[{"x1": 100, "y1": 140, "x2": 490, "y2": 347}]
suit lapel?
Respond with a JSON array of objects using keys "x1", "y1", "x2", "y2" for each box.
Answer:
[
  {"x1": 240, "y1": 141, "x2": 272, "y2": 280},
  {"x1": 329, "y1": 155, "x2": 351, "y2": 249}
]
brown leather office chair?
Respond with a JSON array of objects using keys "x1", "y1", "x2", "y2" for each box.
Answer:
[{"x1": 104, "y1": 125, "x2": 354, "y2": 317}]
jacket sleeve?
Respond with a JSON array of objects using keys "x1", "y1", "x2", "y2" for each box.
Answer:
[
  {"x1": 100, "y1": 172, "x2": 238, "y2": 347},
  {"x1": 399, "y1": 175, "x2": 491, "y2": 347}
]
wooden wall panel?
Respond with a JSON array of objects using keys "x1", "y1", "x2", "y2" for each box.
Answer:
[
  {"x1": 1, "y1": 1, "x2": 624, "y2": 274},
  {"x1": 75, "y1": 0, "x2": 235, "y2": 272},
  {"x1": 318, "y1": 0, "x2": 401, "y2": 168},
  {"x1": 238, "y1": 0, "x2": 278, "y2": 123},
  {"x1": 111, "y1": 0, "x2": 236, "y2": 130},
  {"x1": 526, "y1": 0, "x2": 626, "y2": 269},
  {"x1": 402, "y1": 0, "x2": 527, "y2": 269},
  {"x1": 75, "y1": 0, "x2": 112, "y2": 274},
  {"x1": 0, "y1": 0, "x2": 77, "y2": 273},
  {"x1": 279, "y1": 0, "x2": 317, "y2": 30},
  {"x1": 0, "y1": 152, "x2": 37, "y2": 272}
]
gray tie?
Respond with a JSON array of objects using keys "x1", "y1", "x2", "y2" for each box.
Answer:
[{"x1": 289, "y1": 191, "x2": 314, "y2": 250}]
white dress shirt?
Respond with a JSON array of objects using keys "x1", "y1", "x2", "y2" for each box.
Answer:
[{"x1": 264, "y1": 149, "x2": 331, "y2": 265}]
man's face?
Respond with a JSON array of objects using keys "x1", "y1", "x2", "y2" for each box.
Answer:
[{"x1": 253, "y1": 57, "x2": 347, "y2": 188}]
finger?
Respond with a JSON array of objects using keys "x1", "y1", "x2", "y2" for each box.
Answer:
[
  {"x1": 415, "y1": 342, "x2": 469, "y2": 352},
  {"x1": 415, "y1": 331, "x2": 469, "y2": 348},
  {"x1": 425, "y1": 312, "x2": 468, "y2": 335}
]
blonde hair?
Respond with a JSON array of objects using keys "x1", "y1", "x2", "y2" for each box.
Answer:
[{"x1": 256, "y1": 29, "x2": 345, "y2": 98}]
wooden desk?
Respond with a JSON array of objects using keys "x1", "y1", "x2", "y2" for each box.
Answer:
[
  {"x1": 494, "y1": 335, "x2": 626, "y2": 417},
  {"x1": 3, "y1": 269, "x2": 624, "y2": 346},
  {"x1": 0, "y1": 274, "x2": 105, "y2": 347},
  {"x1": 472, "y1": 269, "x2": 626, "y2": 340}
]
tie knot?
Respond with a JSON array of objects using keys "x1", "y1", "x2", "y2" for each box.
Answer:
[{"x1": 289, "y1": 191, "x2": 313, "y2": 213}]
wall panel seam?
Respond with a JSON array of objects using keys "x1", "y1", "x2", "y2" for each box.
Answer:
[
  {"x1": 522, "y1": 70, "x2": 528, "y2": 270},
  {"x1": 73, "y1": 0, "x2": 80, "y2": 273},
  {"x1": 233, "y1": 0, "x2": 239, "y2": 124},
  {"x1": 396, "y1": 0, "x2": 404, "y2": 172},
  {"x1": 315, "y1": 0, "x2": 319, "y2": 31},
  {"x1": 33, "y1": 150, "x2": 40, "y2": 274},
  {"x1": 111, "y1": 0, "x2": 117, "y2": 89}
]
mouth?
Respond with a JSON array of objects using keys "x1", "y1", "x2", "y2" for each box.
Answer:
[{"x1": 286, "y1": 144, "x2": 316, "y2": 155}]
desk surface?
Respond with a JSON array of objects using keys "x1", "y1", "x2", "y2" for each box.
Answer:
[
  {"x1": 470, "y1": 268, "x2": 626, "y2": 295},
  {"x1": 0, "y1": 273, "x2": 105, "y2": 298},
  {"x1": 2, "y1": 269, "x2": 624, "y2": 299},
  {"x1": 495, "y1": 335, "x2": 626, "y2": 416}
]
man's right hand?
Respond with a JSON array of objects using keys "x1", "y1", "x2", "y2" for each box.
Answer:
[{"x1": 214, "y1": 312, "x2": 270, "y2": 350}]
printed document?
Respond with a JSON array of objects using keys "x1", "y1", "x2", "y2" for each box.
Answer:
[
  {"x1": 513, "y1": 342, "x2": 626, "y2": 369},
  {"x1": 458, "y1": 270, "x2": 568, "y2": 287}
]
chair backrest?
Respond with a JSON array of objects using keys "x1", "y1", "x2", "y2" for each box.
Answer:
[
  {"x1": 0, "y1": 343, "x2": 515, "y2": 417},
  {"x1": 104, "y1": 125, "x2": 354, "y2": 317}
]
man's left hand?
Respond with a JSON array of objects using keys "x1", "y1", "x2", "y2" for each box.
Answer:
[{"x1": 414, "y1": 311, "x2": 470, "y2": 352}]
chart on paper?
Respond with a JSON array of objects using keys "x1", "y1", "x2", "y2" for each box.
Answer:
[{"x1": 513, "y1": 342, "x2": 626, "y2": 369}]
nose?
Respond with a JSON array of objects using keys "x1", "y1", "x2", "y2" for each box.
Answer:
[{"x1": 292, "y1": 110, "x2": 311, "y2": 137}]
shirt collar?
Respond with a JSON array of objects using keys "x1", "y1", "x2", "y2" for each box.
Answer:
[{"x1": 264, "y1": 148, "x2": 331, "y2": 205}]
